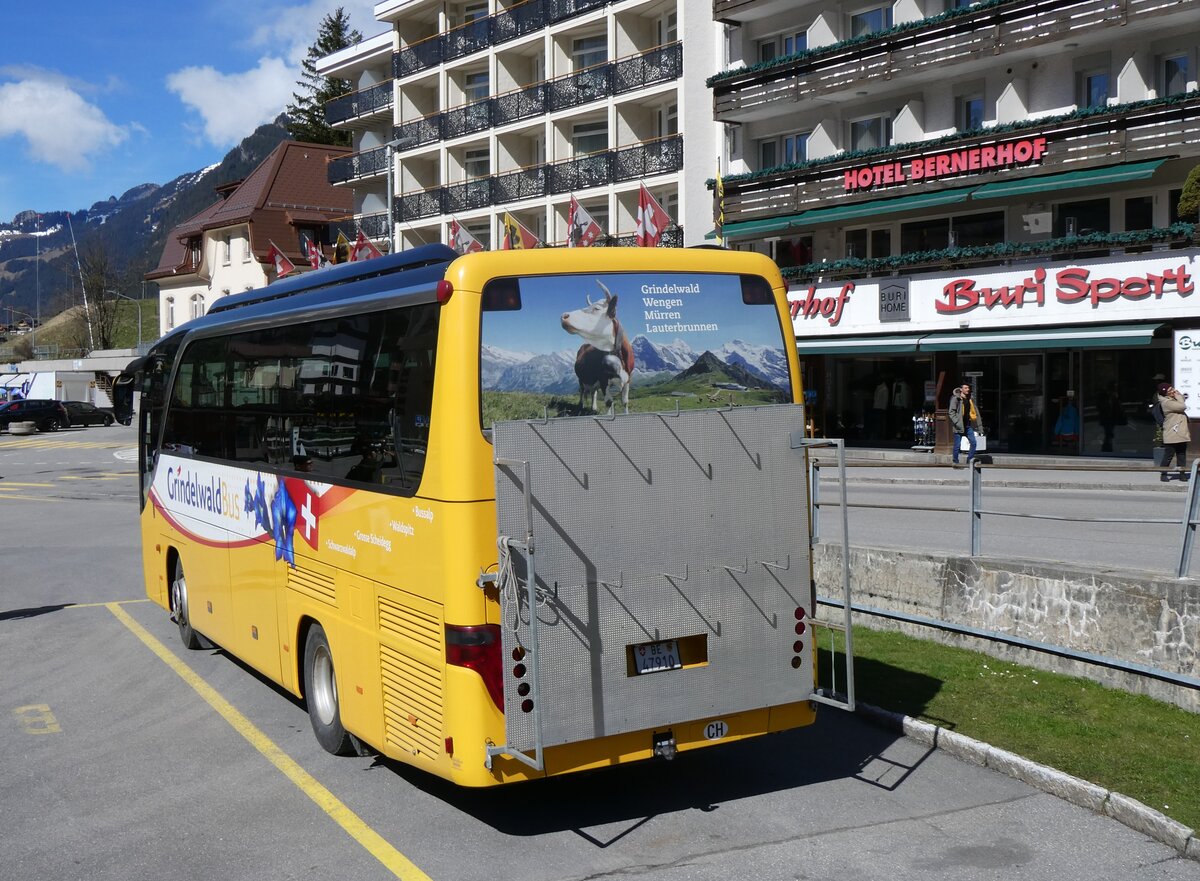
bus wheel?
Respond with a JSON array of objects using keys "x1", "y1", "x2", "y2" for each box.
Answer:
[
  {"x1": 304, "y1": 624, "x2": 354, "y2": 755},
  {"x1": 170, "y1": 559, "x2": 203, "y2": 650}
]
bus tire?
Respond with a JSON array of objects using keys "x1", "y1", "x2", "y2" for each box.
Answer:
[
  {"x1": 304, "y1": 624, "x2": 355, "y2": 756},
  {"x1": 171, "y1": 558, "x2": 203, "y2": 650}
]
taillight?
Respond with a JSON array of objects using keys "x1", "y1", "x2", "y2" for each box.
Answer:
[
  {"x1": 445, "y1": 624, "x2": 503, "y2": 710},
  {"x1": 435, "y1": 279, "x2": 454, "y2": 304}
]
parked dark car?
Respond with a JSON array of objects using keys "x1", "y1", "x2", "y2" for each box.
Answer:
[
  {"x1": 63, "y1": 401, "x2": 117, "y2": 427},
  {"x1": 0, "y1": 399, "x2": 71, "y2": 432}
]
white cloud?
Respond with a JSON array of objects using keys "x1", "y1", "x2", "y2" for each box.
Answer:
[
  {"x1": 166, "y1": 56, "x2": 297, "y2": 147},
  {"x1": 0, "y1": 77, "x2": 128, "y2": 172}
]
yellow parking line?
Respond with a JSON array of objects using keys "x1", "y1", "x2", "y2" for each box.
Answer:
[
  {"x1": 106, "y1": 603, "x2": 432, "y2": 881},
  {"x1": 0, "y1": 483, "x2": 54, "y2": 487},
  {"x1": 59, "y1": 476, "x2": 120, "y2": 481},
  {"x1": 0, "y1": 494, "x2": 60, "y2": 502}
]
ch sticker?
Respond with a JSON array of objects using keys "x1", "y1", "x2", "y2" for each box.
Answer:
[{"x1": 14, "y1": 704, "x2": 62, "y2": 735}]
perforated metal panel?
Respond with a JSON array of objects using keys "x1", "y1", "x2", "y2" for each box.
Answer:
[{"x1": 493, "y1": 405, "x2": 812, "y2": 753}]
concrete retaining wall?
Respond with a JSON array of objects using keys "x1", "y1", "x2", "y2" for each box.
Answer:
[{"x1": 813, "y1": 544, "x2": 1200, "y2": 712}]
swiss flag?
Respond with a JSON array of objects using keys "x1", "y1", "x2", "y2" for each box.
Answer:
[
  {"x1": 351, "y1": 229, "x2": 383, "y2": 262},
  {"x1": 568, "y1": 195, "x2": 603, "y2": 247},
  {"x1": 635, "y1": 183, "x2": 671, "y2": 248},
  {"x1": 265, "y1": 240, "x2": 296, "y2": 279},
  {"x1": 284, "y1": 477, "x2": 320, "y2": 550}
]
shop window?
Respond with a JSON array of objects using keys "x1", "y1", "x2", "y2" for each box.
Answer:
[
  {"x1": 774, "y1": 236, "x2": 813, "y2": 268},
  {"x1": 901, "y1": 217, "x2": 950, "y2": 252},
  {"x1": 849, "y1": 5, "x2": 892, "y2": 38},
  {"x1": 951, "y1": 211, "x2": 1004, "y2": 248},
  {"x1": 1161, "y1": 52, "x2": 1190, "y2": 96},
  {"x1": 1054, "y1": 198, "x2": 1109, "y2": 237},
  {"x1": 1125, "y1": 196, "x2": 1154, "y2": 231},
  {"x1": 846, "y1": 228, "x2": 868, "y2": 259},
  {"x1": 1076, "y1": 69, "x2": 1110, "y2": 108},
  {"x1": 849, "y1": 115, "x2": 890, "y2": 152}
]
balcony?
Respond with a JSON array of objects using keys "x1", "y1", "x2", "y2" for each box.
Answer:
[
  {"x1": 719, "y1": 94, "x2": 1200, "y2": 227},
  {"x1": 393, "y1": 0, "x2": 609, "y2": 80},
  {"x1": 391, "y1": 43, "x2": 680, "y2": 148},
  {"x1": 390, "y1": 135, "x2": 684, "y2": 218},
  {"x1": 324, "y1": 81, "x2": 393, "y2": 129},
  {"x1": 713, "y1": 0, "x2": 798, "y2": 24},
  {"x1": 353, "y1": 212, "x2": 391, "y2": 241},
  {"x1": 712, "y1": 0, "x2": 1200, "y2": 123},
  {"x1": 328, "y1": 145, "x2": 391, "y2": 186}
]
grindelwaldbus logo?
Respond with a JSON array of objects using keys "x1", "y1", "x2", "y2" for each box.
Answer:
[{"x1": 167, "y1": 465, "x2": 241, "y2": 521}]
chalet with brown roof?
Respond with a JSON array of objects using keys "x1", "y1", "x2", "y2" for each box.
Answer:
[{"x1": 146, "y1": 140, "x2": 352, "y2": 336}]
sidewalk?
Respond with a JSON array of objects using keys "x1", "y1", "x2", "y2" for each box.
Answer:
[{"x1": 810, "y1": 446, "x2": 1194, "y2": 492}]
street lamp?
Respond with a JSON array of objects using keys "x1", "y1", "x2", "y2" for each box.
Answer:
[{"x1": 382, "y1": 136, "x2": 415, "y2": 254}]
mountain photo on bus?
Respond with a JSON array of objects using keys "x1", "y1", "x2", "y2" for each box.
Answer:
[{"x1": 481, "y1": 272, "x2": 791, "y2": 424}]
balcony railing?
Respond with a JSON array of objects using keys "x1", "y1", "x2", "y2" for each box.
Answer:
[
  {"x1": 493, "y1": 82, "x2": 547, "y2": 127},
  {"x1": 719, "y1": 94, "x2": 1200, "y2": 226},
  {"x1": 713, "y1": 0, "x2": 1200, "y2": 120},
  {"x1": 390, "y1": 43, "x2": 680, "y2": 150},
  {"x1": 444, "y1": 101, "x2": 493, "y2": 139},
  {"x1": 396, "y1": 187, "x2": 446, "y2": 222},
  {"x1": 324, "y1": 80, "x2": 393, "y2": 127},
  {"x1": 548, "y1": 66, "x2": 611, "y2": 112},
  {"x1": 445, "y1": 179, "x2": 494, "y2": 214},
  {"x1": 353, "y1": 212, "x2": 391, "y2": 241},
  {"x1": 327, "y1": 145, "x2": 391, "y2": 185},
  {"x1": 390, "y1": 136, "x2": 683, "y2": 219},
  {"x1": 613, "y1": 42, "x2": 682, "y2": 94},
  {"x1": 493, "y1": 165, "x2": 547, "y2": 204},
  {"x1": 394, "y1": 0, "x2": 610, "y2": 79}
]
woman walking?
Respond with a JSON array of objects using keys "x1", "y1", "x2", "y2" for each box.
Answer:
[{"x1": 949, "y1": 382, "x2": 982, "y2": 466}]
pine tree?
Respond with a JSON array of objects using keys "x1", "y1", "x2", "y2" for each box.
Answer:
[
  {"x1": 286, "y1": 8, "x2": 363, "y2": 147},
  {"x1": 1178, "y1": 164, "x2": 1200, "y2": 221}
]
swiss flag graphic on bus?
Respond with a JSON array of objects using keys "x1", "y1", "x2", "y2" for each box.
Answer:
[{"x1": 284, "y1": 477, "x2": 320, "y2": 549}]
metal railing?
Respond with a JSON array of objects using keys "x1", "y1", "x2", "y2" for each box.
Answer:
[
  {"x1": 323, "y1": 80, "x2": 394, "y2": 127},
  {"x1": 809, "y1": 458, "x2": 1200, "y2": 578}
]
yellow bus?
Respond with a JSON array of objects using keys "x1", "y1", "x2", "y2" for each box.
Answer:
[{"x1": 130, "y1": 244, "x2": 849, "y2": 786}]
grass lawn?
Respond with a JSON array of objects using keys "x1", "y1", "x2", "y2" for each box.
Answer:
[{"x1": 825, "y1": 626, "x2": 1200, "y2": 830}]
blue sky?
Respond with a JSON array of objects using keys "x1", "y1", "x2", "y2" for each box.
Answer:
[{"x1": 0, "y1": 0, "x2": 380, "y2": 221}]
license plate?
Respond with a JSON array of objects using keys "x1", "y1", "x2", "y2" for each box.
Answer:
[{"x1": 632, "y1": 639, "x2": 681, "y2": 675}]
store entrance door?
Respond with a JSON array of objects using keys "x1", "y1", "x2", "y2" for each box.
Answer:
[{"x1": 959, "y1": 353, "x2": 1046, "y2": 453}]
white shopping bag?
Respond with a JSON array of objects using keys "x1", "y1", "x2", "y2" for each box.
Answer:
[{"x1": 959, "y1": 433, "x2": 987, "y2": 452}]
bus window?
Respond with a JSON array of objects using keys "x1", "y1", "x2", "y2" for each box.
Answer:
[{"x1": 480, "y1": 271, "x2": 791, "y2": 425}]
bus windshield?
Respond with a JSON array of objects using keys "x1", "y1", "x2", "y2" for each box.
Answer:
[{"x1": 481, "y1": 271, "x2": 791, "y2": 424}]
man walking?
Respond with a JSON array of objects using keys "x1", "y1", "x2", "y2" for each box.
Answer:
[{"x1": 949, "y1": 382, "x2": 982, "y2": 466}]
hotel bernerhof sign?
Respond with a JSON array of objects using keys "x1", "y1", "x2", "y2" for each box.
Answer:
[{"x1": 788, "y1": 249, "x2": 1199, "y2": 335}]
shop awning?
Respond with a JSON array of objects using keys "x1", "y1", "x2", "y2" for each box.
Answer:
[
  {"x1": 971, "y1": 160, "x2": 1165, "y2": 200},
  {"x1": 917, "y1": 323, "x2": 1162, "y2": 352},
  {"x1": 791, "y1": 186, "x2": 978, "y2": 226},
  {"x1": 795, "y1": 334, "x2": 924, "y2": 355},
  {"x1": 707, "y1": 213, "x2": 809, "y2": 240}
]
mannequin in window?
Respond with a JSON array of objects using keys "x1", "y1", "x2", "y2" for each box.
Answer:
[
  {"x1": 890, "y1": 378, "x2": 911, "y2": 438},
  {"x1": 870, "y1": 378, "x2": 890, "y2": 439},
  {"x1": 1053, "y1": 391, "x2": 1080, "y2": 448}
]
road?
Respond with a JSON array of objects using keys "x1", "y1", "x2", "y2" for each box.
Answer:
[{"x1": 2, "y1": 425, "x2": 1198, "y2": 880}]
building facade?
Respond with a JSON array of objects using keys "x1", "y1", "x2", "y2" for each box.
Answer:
[
  {"x1": 319, "y1": 0, "x2": 723, "y2": 251},
  {"x1": 146, "y1": 141, "x2": 352, "y2": 337},
  {"x1": 713, "y1": 0, "x2": 1200, "y2": 456}
]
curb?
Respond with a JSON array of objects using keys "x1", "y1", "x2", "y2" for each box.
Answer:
[
  {"x1": 855, "y1": 702, "x2": 1199, "y2": 861},
  {"x1": 818, "y1": 476, "x2": 1188, "y2": 492}
]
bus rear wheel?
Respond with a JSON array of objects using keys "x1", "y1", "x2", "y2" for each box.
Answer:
[
  {"x1": 303, "y1": 624, "x2": 355, "y2": 756},
  {"x1": 171, "y1": 558, "x2": 203, "y2": 650}
]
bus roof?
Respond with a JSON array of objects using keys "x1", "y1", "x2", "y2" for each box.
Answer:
[{"x1": 207, "y1": 243, "x2": 458, "y2": 315}]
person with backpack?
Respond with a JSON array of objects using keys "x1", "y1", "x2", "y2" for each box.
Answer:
[{"x1": 1156, "y1": 382, "x2": 1191, "y2": 481}]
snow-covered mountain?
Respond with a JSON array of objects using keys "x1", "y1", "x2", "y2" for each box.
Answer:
[{"x1": 484, "y1": 336, "x2": 788, "y2": 393}]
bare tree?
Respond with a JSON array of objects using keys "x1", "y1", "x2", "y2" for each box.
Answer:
[{"x1": 78, "y1": 244, "x2": 127, "y2": 350}]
